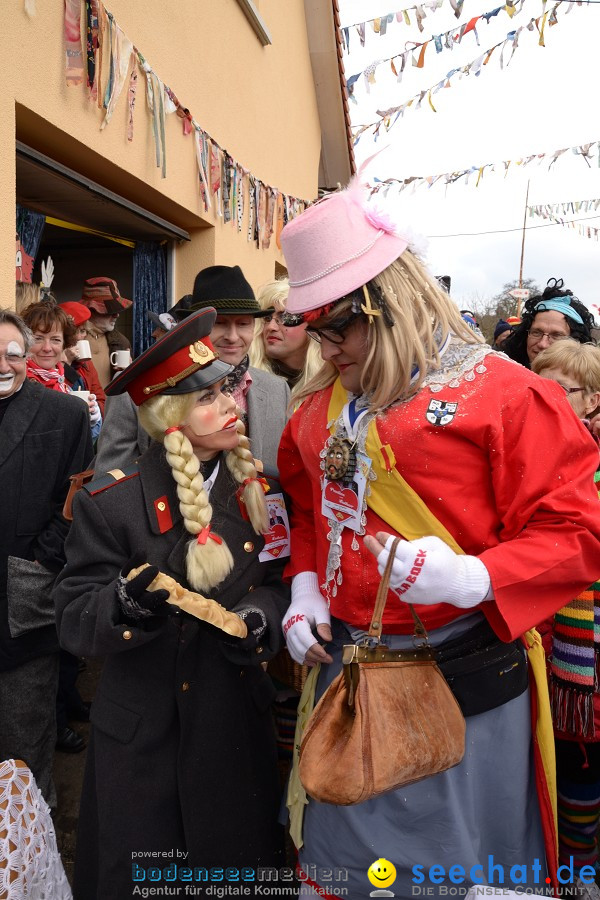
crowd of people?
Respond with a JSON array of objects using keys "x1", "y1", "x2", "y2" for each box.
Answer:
[{"x1": 4, "y1": 179, "x2": 600, "y2": 899}]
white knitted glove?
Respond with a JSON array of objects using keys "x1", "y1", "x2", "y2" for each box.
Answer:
[
  {"x1": 88, "y1": 395, "x2": 102, "y2": 426},
  {"x1": 374, "y1": 535, "x2": 492, "y2": 609},
  {"x1": 283, "y1": 571, "x2": 332, "y2": 665}
]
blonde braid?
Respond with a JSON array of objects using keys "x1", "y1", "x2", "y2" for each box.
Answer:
[
  {"x1": 225, "y1": 418, "x2": 269, "y2": 535},
  {"x1": 138, "y1": 395, "x2": 234, "y2": 592}
]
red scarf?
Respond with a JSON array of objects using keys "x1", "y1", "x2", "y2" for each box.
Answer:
[{"x1": 26, "y1": 360, "x2": 70, "y2": 393}]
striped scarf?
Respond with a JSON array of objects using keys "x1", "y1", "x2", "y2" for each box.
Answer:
[
  {"x1": 550, "y1": 470, "x2": 600, "y2": 738},
  {"x1": 26, "y1": 360, "x2": 70, "y2": 393}
]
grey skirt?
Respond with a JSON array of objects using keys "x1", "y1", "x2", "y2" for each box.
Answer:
[{"x1": 297, "y1": 614, "x2": 546, "y2": 900}]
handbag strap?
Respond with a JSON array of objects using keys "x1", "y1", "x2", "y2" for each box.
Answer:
[{"x1": 368, "y1": 536, "x2": 429, "y2": 645}]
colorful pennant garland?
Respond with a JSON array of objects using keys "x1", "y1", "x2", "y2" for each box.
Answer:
[
  {"x1": 346, "y1": 0, "x2": 529, "y2": 102},
  {"x1": 529, "y1": 207, "x2": 600, "y2": 241},
  {"x1": 528, "y1": 200, "x2": 600, "y2": 240},
  {"x1": 63, "y1": 0, "x2": 309, "y2": 247},
  {"x1": 340, "y1": 0, "x2": 472, "y2": 52},
  {"x1": 369, "y1": 139, "x2": 600, "y2": 194},
  {"x1": 351, "y1": 0, "x2": 579, "y2": 142},
  {"x1": 529, "y1": 198, "x2": 600, "y2": 217}
]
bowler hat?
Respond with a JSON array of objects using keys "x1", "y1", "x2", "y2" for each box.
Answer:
[
  {"x1": 106, "y1": 308, "x2": 233, "y2": 406},
  {"x1": 280, "y1": 180, "x2": 408, "y2": 315},
  {"x1": 80, "y1": 277, "x2": 132, "y2": 315},
  {"x1": 189, "y1": 266, "x2": 270, "y2": 317}
]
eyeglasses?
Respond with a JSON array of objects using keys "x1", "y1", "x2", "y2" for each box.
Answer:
[
  {"x1": 0, "y1": 353, "x2": 26, "y2": 364},
  {"x1": 306, "y1": 313, "x2": 364, "y2": 345},
  {"x1": 558, "y1": 384, "x2": 586, "y2": 396},
  {"x1": 527, "y1": 329, "x2": 570, "y2": 343}
]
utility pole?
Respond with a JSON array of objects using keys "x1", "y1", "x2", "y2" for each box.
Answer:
[{"x1": 517, "y1": 179, "x2": 530, "y2": 318}]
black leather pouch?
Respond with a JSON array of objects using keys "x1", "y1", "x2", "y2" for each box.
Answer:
[{"x1": 436, "y1": 620, "x2": 528, "y2": 717}]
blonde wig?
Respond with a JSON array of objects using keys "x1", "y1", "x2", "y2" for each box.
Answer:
[
  {"x1": 250, "y1": 278, "x2": 323, "y2": 403},
  {"x1": 15, "y1": 282, "x2": 41, "y2": 315},
  {"x1": 532, "y1": 339, "x2": 600, "y2": 394},
  {"x1": 294, "y1": 250, "x2": 483, "y2": 413},
  {"x1": 138, "y1": 391, "x2": 268, "y2": 593}
]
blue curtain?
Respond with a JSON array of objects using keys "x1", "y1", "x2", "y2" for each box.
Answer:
[
  {"x1": 16, "y1": 204, "x2": 45, "y2": 261},
  {"x1": 132, "y1": 241, "x2": 167, "y2": 357}
]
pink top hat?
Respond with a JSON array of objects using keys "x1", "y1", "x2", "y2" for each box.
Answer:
[{"x1": 280, "y1": 182, "x2": 409, "y2": 315}]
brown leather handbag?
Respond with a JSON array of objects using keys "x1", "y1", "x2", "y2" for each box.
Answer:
[{"x1": 298, "y1": 538, "x2": 466, "y2": 806}]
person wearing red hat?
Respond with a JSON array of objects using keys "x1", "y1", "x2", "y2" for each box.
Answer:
[
  {"x1": 80, "y1": 277, "x2": 132, "y2": 388},
  {"x1": 59, "y1": 301, "x2": 106, "y2": 415},
  {"x1": 274, "y1": 172, "x2": 600, "y2": 898},
  {"x1": 53, "y1": 308, "x2": 288, "y2": 898}
]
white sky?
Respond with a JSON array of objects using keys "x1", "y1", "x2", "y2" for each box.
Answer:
[{"x1": 339, "y1": 0, "x2": 600, "y2": 315}]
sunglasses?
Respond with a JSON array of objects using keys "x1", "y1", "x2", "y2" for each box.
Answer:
[{"x1": 306, "y1": 312, "x2": 365, "y2": 345}]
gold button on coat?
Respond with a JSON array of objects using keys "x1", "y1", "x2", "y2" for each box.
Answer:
[
  {"x1": 255, "y1": 646, "x2": 263, "y2": 655},
  {"x1": 182, "y1": 682, "x2": 190, "y2": 692},
  {"x1": 243, "y1": 541, "x2": 254, "y2": 552},
  {"x1": 122, "y1": 630, "x2": 132, "y2": 641},
  {"x1": 157, "y1": 501, "x2": 166, "y2": 511}
]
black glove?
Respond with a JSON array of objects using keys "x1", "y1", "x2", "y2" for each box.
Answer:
[
  {"x1": 116, "y1": 553, "x2": 171, "y2": 623},
  {"x1": 221, "y1": 608, "x2": 268, "y2": 651}
]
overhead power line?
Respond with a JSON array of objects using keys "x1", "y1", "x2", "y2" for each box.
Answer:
[{"x1": 427, "y1": 213, "x2": 600, "y2": 238}]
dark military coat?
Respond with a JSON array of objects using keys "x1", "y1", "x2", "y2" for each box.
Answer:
[{"x1": 53, "y1": 441, "x2": 290, "y2": 899}]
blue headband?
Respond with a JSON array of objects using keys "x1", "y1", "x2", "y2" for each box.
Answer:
[{"x1": 534, "y1": 299, "x2": 584, "y2": 326}]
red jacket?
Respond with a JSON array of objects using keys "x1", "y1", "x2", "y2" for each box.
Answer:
[{"x1": 278, "y1": 354, "x2": 600, "y2": 641}]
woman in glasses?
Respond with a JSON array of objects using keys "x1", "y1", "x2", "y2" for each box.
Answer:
[
  {"x1": 251, "y1": 278, "x2": 321, "y2": 397},
  {"x1": 503, "y1": 278, "x2": 595, "y2": 368},
  {"x1": 275, "y1": 174, "x2": 600, "y2": 898},
  {"x1": 532, "y1": 339, "x2": 600, "y2": 891}
]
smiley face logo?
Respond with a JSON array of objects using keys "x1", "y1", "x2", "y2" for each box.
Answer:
[{"x1": 368, "y1": 858, "x2": 397, "y2": 896}]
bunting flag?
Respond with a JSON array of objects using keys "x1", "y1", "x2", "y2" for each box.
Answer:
[
  {"x1": 369, "y1": 139, "x2": 600, "y2": 195},
  {"x1": 127, "y1": 62, "x2": 137, "y2": 142},
  {"x1": 351, "y1": 0, "x2": 578, "y2": 141},
  {"x1": 85, "y1": 0, "x2": 99, "y2": 100},
  {"x1": 236, "y1": 165, "x2": 245, "y2": 232},
  {"x1": 101, "y1": 20, "x2": 133, "y2": 130},
  {"x1": 528, "y1": 202, "x2": 600, "y2": 241},
  {"x1": 346, "y1": 0, "x2": 529, "y2": 102},
  {"x1": 63, "y1": 0, "x2": 309, "y2": 247},
  {"x1": 340, "y1": 0, "x2": 481, "y2": 52},
  {"x1": 194, "y1": 130, "x2": 211, "y2": 212},
  {"x1": 65, "y1": 0, "x2": 84, "y2": 86}
]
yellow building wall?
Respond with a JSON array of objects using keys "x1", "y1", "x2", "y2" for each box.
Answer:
[{"x1": 2, "y1": 0, "x2": 322, "y2": 301}]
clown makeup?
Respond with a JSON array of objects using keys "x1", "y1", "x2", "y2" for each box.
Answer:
[
  {"x1": 0, "y1": 326, "x2": 27, "y2": 398},
  {"x1": 180, "y1": 380, "x2": 239, "y2": 461}
]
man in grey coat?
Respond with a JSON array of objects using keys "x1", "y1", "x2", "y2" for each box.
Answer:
[{"x1": 95, "y1": 267, "x2": 289, "y2": 474}]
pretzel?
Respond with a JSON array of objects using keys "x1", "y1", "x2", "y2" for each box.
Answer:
[{"x1": 127, "y1": 565, "x2": 247, "y2": 638}]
